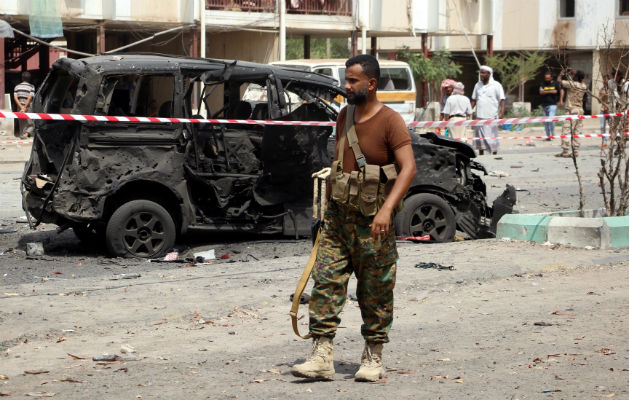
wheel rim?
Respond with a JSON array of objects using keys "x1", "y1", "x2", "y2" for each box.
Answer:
[
  {"x1": 408, "y1": 203, "x2": 449, "y2": 241},
  {"x1": 121, "y1": 211, "x2": 166, "y2": 257}
]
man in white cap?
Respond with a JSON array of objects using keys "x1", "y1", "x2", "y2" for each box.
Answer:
[
  {"x1": 471, "y1": 66, "x2": 505, "y2": 155},
  {"x1": 442, "y1": 82, "x2": 472, "y2": 140}
]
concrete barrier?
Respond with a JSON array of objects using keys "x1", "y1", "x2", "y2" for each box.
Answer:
[{"x1": 497, "y1": 210, "x2": 629, "y2": 249}]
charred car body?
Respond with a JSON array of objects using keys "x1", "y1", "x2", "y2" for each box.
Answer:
[{"x1": 22, "y1": 54, "x2": 514, "y2": 258}]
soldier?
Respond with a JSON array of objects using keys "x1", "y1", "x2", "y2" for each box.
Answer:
[
  {"x1": 291, "y1": 54, "x2": 416, "y2": 382},
  {"x1": 556, "y1": 68, "x2": 587, "y2": 158}
]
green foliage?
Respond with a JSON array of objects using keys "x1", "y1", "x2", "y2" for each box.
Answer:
[
  {"x1": 397, "y1": 47, "x2": 462, "y2": 84},
  {"x1": 396, "y1": 47, "x2": 462, "y2": 101},
  {"x1": 484, "y1": 51, "x2": 548, "y2": 95},
  {"x1": 286, "y1": 38, "x2": 349, "y2": 59}
]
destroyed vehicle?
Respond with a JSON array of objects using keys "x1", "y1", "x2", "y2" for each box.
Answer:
[
  {"x1": 22, "y1": 54, "x2": 343, "y2": 258},
  {"x1": 392, "y1": 131, "x2": 516, "y2": 242}
]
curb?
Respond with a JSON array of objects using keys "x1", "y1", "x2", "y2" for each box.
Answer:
[{"x1": 497, "y1": 210, "x2": 629, "y2": 249}]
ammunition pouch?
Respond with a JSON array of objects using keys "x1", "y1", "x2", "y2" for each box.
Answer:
[{"x1": 330, "y1": 106, "x2": 403, "y2": 217}]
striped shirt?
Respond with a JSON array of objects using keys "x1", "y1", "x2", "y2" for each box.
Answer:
[{"x1": 14, "y1": 82, "x2": 35, "y2": 105}]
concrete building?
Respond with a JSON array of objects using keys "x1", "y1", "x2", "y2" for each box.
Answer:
[
  {"x1": 0, "y1": 1, "x2": 627, "y2": 114},
  {"x1": 377, "y1": 0, "x2": 629, "y2": 112}
]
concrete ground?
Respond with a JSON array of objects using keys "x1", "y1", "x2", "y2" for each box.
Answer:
[{"x1": 0, "y1": 118, "x2": 627, "y2": 399}]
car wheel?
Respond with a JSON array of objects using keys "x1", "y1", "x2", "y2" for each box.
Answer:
[
  {"x1": 106, "y1": 200, "x2": 176, "y2": 258},
  {"x1": 395, "y1": 193, "x2": 456, "y2": 242},
  {"x1": 72, "y1": 222, "x2": 105, "y2": 243}
]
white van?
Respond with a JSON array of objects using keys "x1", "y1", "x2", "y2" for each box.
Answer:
[{"x1": 271, "y1": 59, "x2": 417, "y2": 124}]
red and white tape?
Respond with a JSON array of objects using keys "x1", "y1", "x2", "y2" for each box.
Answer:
[
  {"x1": 408, "y1": 111, "x2": 628, "y2": 129},
  {"x1": 452, "y1": 133, "x2": 628, "y2": 142},
  {"x1": 0, "y1": 110, "x2": 627, "y2": 128},
  {"x1": 3, "y1": 133, "x2": 626, "y2": 146}
]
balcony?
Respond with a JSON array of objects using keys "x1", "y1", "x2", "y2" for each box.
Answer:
[
  {"x1": 205, "y1": 0, "x2": 353, "y2": 16},
  {"x1": 287, "y1": 0, "x2": 352, "y2": 16},
  {"x1": 206, "y1": 0, "x2": 275, "y2": 12}
]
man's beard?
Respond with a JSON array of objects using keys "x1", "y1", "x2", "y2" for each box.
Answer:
[{"x1": 347, "y1": 85, "x2": 368, "y2": 105}]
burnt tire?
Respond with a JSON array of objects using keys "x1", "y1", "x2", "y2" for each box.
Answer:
[
  {"x1": 106, "y1": 200, "x2": 176, "y2": 258},
  {"x1": 395, "y1": 193, "x2": 456, "y2": 242}
]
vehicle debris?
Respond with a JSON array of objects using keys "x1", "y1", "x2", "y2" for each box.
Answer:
[
  {"x1": 25, "y1": 242, "x2": 44, "y2": 256},
  {"x1": 414, "y1": 262, "x2": 455, "y2": 271},
  {"x1": 194, "y1": 249, "x2": 216, "y2": 263},
  {"x1": 92, "y1": 354, "x2": 118, "y2": 362},
  {"x1": 110, "y1": 273, "x2": 141, "y2": 280}
]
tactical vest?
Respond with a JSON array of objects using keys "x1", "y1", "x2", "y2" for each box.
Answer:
[{"x1": 330, "y1": 105, "x2": 402, "y2": 216}]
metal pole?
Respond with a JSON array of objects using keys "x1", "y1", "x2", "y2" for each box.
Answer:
[
  {"x1": 279, "y1": 0, "x2": 286, "y2": 61},
  {"x1": 200, "y1": 0, "x2": 206, "y2": 58}
]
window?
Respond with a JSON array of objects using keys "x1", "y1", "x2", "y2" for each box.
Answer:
[
  {"x1": 559, "y1": 0, "x2": 575, "y2": 18},
  {"x1": 314, "y1": 68, "x2": 333, "y2": 77},
  {"x1": 620, "y1": 0, "x2": 629, "y2": 16},
  {"x1": 378, "y1": 67, "x2": 412, "y2": 91},
  {"x1": 96, "y1": 74, "x2": 175, "y2": 117},
  {"x1": 41, "y1": 70, "x2": 79, "y2": 113}
]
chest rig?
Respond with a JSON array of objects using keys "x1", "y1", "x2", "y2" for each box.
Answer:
[{"x1": 330, "y1": 105, "x2": 402, "y2": 216}]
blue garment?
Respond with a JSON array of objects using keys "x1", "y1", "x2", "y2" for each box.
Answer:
[{"x1": 542, "y1": 104, "x2": 557, "y2": 137}]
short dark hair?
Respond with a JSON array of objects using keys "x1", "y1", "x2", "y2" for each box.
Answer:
[
  {"x1": 575, "y1": 70, "x2": 585, "y2": 82},
  {"x1": 21, "y1": 71, "x2": 32, "y2": 82},
  {"x1": 345, "y1": 54, "x2": 380, "y2": 81}
]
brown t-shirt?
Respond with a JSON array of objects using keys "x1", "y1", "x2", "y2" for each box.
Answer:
[{"x1": 334, "y1": 105, "x2": 411, "y2": 173}]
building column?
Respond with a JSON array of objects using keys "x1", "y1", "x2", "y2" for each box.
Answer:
[
  {"x1": 591, "y1": 49, "x2": 602, "y2": 115},
  {"x1": 486, "y1": 35, "x2": 494, "y2": 57},
  {"x1": 97, "y1": 22, "x2": 106, "y2": 54},
  {"x1": 304, "y1": 35, "x2": 311, "y2": 59},
  {"x1": 39, "y1": 42, "x2": 50, "y2": 74},
  {"x1": 370, "y1": 36, "x2": 377, "y2": 57},
  {"x1": 351, "y1": 30, "x2": 358, "y2": 57},
  {"x1": 421, "y1": 33, "x2": 428, "y2": 107}
]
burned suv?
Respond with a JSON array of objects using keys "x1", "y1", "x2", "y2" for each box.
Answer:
[{"x1": 22, "y1": 54, "x2": 513, "y2": 258}]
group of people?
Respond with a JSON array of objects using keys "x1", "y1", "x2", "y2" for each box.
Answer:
[
  {"x1": 439, "y1": 64, "x2": 627, "y2": 158},
  {"x1": 439, "y1": 65, "x2": 505, "y2": 155}
]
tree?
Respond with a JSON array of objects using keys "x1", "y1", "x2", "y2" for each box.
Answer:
[
  {"x1": 396, "y1": 47, "x2": 462, "y2": 102},
  {"x1": 594, "y1": 25, "x2": 629, "y2": 217},
  {"x1": 484, "y1": 51, "x2": 547, "y2": 100},
  {"x1": 286, "y1": 37, "x2": 349, "y2": 60}
]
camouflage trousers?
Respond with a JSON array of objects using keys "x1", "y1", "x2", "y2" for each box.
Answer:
[
  {"x1": 561, "y1": 107, "x2": 583, "y2": 152},
  {"x1": 308, "y1": 200, "x2": 398, "y2": 343}
]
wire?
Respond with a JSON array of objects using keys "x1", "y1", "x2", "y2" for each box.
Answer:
[
  {"x1": 449, "y1": 0, "x2": 481, "y2": 69},
  {"x1": 11, "y1": 26, "x2": 95, "y2": 57}
]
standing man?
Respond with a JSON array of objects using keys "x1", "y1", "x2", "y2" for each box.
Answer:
[
  {"x1": 556, "y1": 68, "x2": 587, "y2": 158},
  {"x1": 291, "y1": 54, "x2": 416, "y2": 382},
  {"x1": 13, "y1": 72, "x2": 35, "y2": 139},
  {"x1": 539, "y1": 72, "x2": 560, "y2": 141},
  {"x1": 471, "y1": 66, "x2": 505, "y2": 155},
  {"x1": 442, "y1": 82, "x2": 472, "y2": 140}
]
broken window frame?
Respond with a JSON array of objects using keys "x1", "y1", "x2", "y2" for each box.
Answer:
[{"x1": 85, "y1": 71, "x2": 183, "y2": 144}]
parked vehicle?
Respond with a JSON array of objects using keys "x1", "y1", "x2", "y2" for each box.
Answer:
[
  {"x1": 271, "y1": 59, "x2": 417, "y2": 124},
  {"x1": 22, "y1": 54, "x2": 513, "y2": 258}
]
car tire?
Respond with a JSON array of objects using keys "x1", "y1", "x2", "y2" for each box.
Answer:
[
  {"x1": 105, "y1": 199, "x2": 176, "y2": 258},
  {"x1": 395, "y1": 193, "x2": 456, "y2": 242}
]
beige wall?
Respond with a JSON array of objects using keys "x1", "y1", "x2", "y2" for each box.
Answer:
[
  {"x1": 614, "y1": 18, "x2": 629, "y2": 44},
  {"x1": 373, "y1": 0, "x2": 411, "y2": 34},
  {"x1": 130, "y1": 0, "x2": 182, "y2": 22},
  {"x1": 500, "y1": 0, "x2": 540, "y2": 49},
  {"x1": 207, "y1": 31, "x2": 278, "y2": 64}
]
